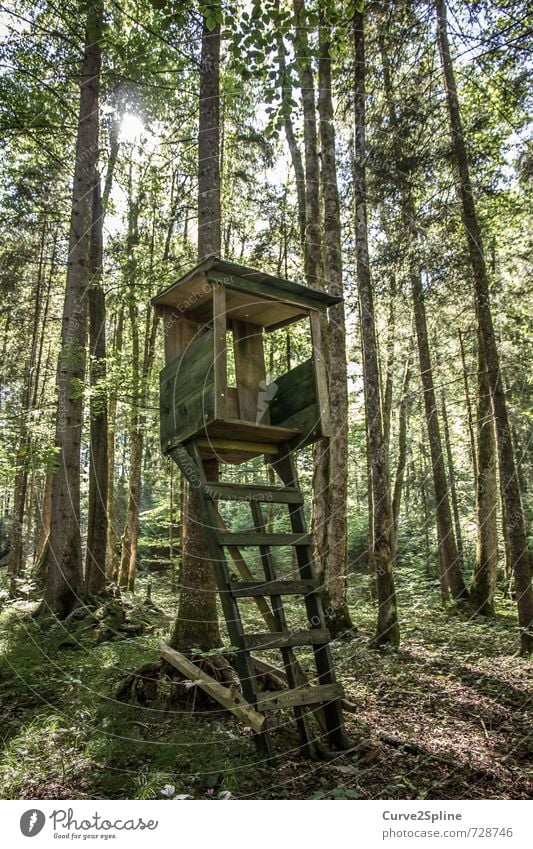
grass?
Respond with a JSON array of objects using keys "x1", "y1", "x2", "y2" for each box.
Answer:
[{"x1": 0, "y1": 564, "x2": 531, "y2": 800}]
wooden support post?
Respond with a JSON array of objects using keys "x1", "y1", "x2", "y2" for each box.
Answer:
[
  {"x1": 212, "y1": 284, "x2": 227, "y2": 419},
  {"x1": 160, "y1": 641, "x2": 267, "y2": 733}
]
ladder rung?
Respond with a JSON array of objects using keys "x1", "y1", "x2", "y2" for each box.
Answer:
[
  {"x1": 218, "y1": 532, "x2": 311, "y2": 547},
  {"x1": 243, "y1": 629, "x2": 330, "y2": 649},
  {"x1": 205, "y1": 483, "x2": 304, "y2": 504},
  {"x1": 256, "y1": 683, "x2": 345, "y2": 712},
  {"x1": 229, "y1": 579, "x2": 317, "y2": 597}
]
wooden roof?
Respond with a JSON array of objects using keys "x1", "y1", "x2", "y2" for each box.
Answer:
[{"x1": 151, "y1": 255, "x2": 342, "y2": 329}]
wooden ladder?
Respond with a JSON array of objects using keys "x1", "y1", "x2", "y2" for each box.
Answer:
[{"x1": 168, "y1": 438, "x2": 350, "y2": 758}]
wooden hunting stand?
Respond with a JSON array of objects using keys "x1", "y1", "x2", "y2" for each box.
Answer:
[{"x1": 152, "y1": 255, "x2": 349, "y2": 757}]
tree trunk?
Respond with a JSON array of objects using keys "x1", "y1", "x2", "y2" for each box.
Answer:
[
  {"x1": 275, "y1": 1, "x2": 306, "y2": 249},
  {"x1": 9, "y1": 224, "x2": 47, "y2": 594},
  {"x1": 106, "y1": 308, "x2": 123, "y2": 580},
  {"x1": 40, "y1": 3, "x2": 102, "y2": 617},
  {"x1": 391, "y1": 347, "x2": 413, "y2": 552},
  {"x1": 470, "y1": 335, "x2": 498, "y2": 614},
  {"x1": 458, "y1": 329, "x2": 478, "y2": 484},
  {"x1": 436, "y1": 0, "x2": 532, "y2": 652},
  {"x1": 378, "y1": 18, "x2": 467, "y2": 603},
  {"x1": 353, "y1": 9, "x2": 399, "y2": 646},
  {"x1": 85, "y1": 180, "x2": 108, "y2": 596},
  {"x1": 172, "y1": 15, "x2": 222, "y2": 652},
  {"x1": 441, "y1": 389, "x2": 465, "y2": 572},
  {"x1": 317, "y1": 6, "x2": 353, "y2": 634}
]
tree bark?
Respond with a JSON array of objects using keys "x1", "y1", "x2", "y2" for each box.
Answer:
[
  {"x1": 172, "y1": 14, "x2": 222, "y2": 651},
  {"x1": 353, "y1": 10, "x2": 399, "y2": 646},
  {"x1": 470, "y1": 336, "x2": 498, "y2": 614},
  {"x1": 391, "y1": 347, "x2": 413, "y2": 552},
  {"x1": 40, "y1": 3, "x2": 102, "y2": 617},
  {"x1": 317, "y1": 6, "x2": 353, "y2": 634},
  {"x1": 85, "y1": 179, "x2": 108, "y2": 596},
  {"x1": 441, "y1": 389, "x2": 465, "y2": 572},
  {"x1": 436, "y1": 0, "x2": 532, "y2": 652},
  {"x1": 106, "y1": 308, "x2": 123, "y2": 580}
]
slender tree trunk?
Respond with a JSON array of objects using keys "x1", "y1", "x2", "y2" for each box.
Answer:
[
  {"x1": 436, "y1": 0, "x2": 532, "y2": 652},
  {"x1": 40, "y1": 3, "x2": 102, "y2": 617},
  {"x1": 275, "y1": 1, "x2": 306, "y2": 249},
  {"x1": 392, "y1": 347, "x2": 413, "y2": 552},
  {"x1": 317, "y1": 7, "x2": 353, "y2": 634},
  {"x1": 353, "y1": 10, "x2": 399, "y2": 646},
  {"x1": 106, "y1": 308, "x2": 123, "y2": 579},
  {"x1": 458, "y1": 329, "x2": 478, "y2": 484},
  {"x1": 470, "y1": 335, "x2": 498, "y2": 614},
  {"x1": 85, "y1": 180, "x2": 108, "y2": 596},
  {"x1": 172, "y1": 15, "x2": 222, "y2": 651},
  {"x1": 378, "y1": 20, "x2": 467, "y2": 603},
  {"x1": 9, "y1": 224, "x2": 47, "y2": 594},
  {"x1": 441, "y1": 389, "x2": 465, "y2": 571}
]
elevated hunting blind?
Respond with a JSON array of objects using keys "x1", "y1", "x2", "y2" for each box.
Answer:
[
  {"x1": 152, "y1": 255, "x2": 341, "y2": 463},
  {"x1": 152, "y1": 256, "x2": 349, "y2": 758}
]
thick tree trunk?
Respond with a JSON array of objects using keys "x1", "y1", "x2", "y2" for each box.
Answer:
[
  {"x1": 470, "y1": 337, "x2": 498, "y2": 614},
  {"x1": 85, "y1": 180, "x2": 108, "y2": 596},
  {"x1": 173, "y1": 16, "x2": 222, "y2": 652},
  {"x1": 436, "y1": 0, "x2": 532, "y2": 652},
  {"x1": 317, "y1": 8, "x2": 353, "y2": 634},
  {"x1": 40, "y1": 4, "x2": 102, "y2": 617},
  {"x1": 353, "y1": 10, "x2": 399, "y2": 646}
]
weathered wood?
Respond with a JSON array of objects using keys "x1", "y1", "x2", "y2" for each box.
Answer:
[
  {"x1": 206, "y1": 420, "x2": 301, "y2": 443},
  {"x1": 159, "y1": 641, "x2": 266, "y2": 733},
  {"x1": 233, "y1": 320, "x2": 268, "y2": 422},
  {"x1": 208, "y1": 269, "x2": 329, "y2": 315},
  {"x1": 256, "y1": 683, "x2": 344, "y2": 712},
  {"x1": 212, "y1": 507, "x2": 278, "y2": 632},
  {"x1": 161, "y1": 387, "x2": 214, "y2": 452},
  {"x1": 243, "y1": 629, "x2": 330, "y2": 649},
  {"x1": 219, "y1": 532, "x2": 312, "y2": 547},
  {"x1": 229, "y1": 579, "x2": 316, "y2": 597},
  {"x1": 206, "y1": 482, "x2": 303, "y2": 503},
  {"x1": 156, "y1": 305, "x2": 200, "y2": 364},
  {"x1": 197, "y1": 437, "x2": 280, "y2": 456},
  {"x1": 212, "y1": 284, "x2": 227, "y2": 420}
]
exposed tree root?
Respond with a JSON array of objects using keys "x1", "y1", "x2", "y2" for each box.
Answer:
[{"x1": 115, "y1": 650, "x2": 285, "y2": 714}]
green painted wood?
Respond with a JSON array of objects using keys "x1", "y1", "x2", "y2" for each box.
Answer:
[
  {"x1": 160, "y1": 386, "x2": 215, "y2": 451},
  {"x1": 205, "y1": 483, "x2": 303, "y2": 503},
  {"x1": 242, "y1": 629, "x2": 331, "y2": 649},
  {"x1": 229, "y1": 579, "x2": 316, "y2": 597},
  {"x1": 208, "y1": 270, "x2": 329, "y2": 315},
  {"x1": 218, "y1": 532, "x2": 312, "y2": 547},
  {"x1": 268, "y1": 360, "x2": 322, "y2": 445},
  {"x1": 159, "y1": 328, "x2": 213, "y2": 386},
  {"x1": 256, "y1": 683, "x2": 345, "y2": 712}
]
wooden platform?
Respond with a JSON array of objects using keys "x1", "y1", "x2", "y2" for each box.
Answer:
[{"x1": 195, "y1": 420, "x2": 303, "y2": 463}]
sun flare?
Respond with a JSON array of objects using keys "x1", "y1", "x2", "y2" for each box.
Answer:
[{"x1": 119, "y1": 112, "x2": 144, "y2": 144}]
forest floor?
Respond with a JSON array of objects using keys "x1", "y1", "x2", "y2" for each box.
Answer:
[{"x1": 0, "y1": 566, "x2": 531, "y2": 800}]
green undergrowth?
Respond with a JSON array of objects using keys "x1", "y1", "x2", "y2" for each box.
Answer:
[{"x1": 0, "y1": 565, "x2": 530, "y2": 800}]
